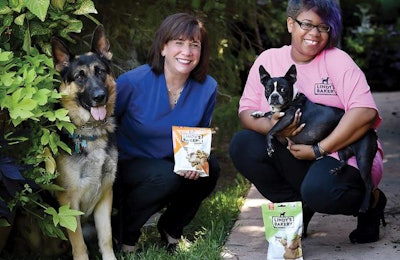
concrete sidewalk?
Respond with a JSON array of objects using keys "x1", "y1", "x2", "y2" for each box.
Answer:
[{"x1": 222, "y1": 92, "x2": 400, "y2": 260}]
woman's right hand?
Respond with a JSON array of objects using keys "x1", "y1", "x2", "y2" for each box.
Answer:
[{"x1": 275, "y1": 108, "x2": 305, "y2": 138}]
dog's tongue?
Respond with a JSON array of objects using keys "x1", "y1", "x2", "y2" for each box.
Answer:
[{"x1": 90, "y1": 106, "x2": 107, "y2": 121}]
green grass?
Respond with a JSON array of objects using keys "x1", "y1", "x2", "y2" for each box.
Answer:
[
  {"x1": 114, "y1": 174, "x2": 251, "y2": 260},
  {"x1": 0, "y1": 175, "x2": 250, "y2": 259}
]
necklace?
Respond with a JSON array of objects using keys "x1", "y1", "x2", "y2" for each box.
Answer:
[{"x1": 168, "y1": 87, "x2": 184, "y2": 107}]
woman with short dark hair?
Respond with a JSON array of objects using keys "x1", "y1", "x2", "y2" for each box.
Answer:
[
  {"x1": 112, "y1": 13, "x2": 220, "y2": 253},
  {"x1": 230, "y1": 0, "x2": 385, "y2": 244}
]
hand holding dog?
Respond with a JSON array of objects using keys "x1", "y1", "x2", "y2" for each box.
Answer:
[
  {"x1": 287, "y1": 141, "x2": 315, "y2": 160},
  {"x1": 275, "y1": 108, "x2": 305, "y2": 138}
]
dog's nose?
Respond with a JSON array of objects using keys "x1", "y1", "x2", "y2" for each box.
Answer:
[
  {"x1": 93, "y1": 89, "x2": 106, "y2": 103},
  {"x1": 270, "y1": 94, "x2": 280, "y2": 103}
]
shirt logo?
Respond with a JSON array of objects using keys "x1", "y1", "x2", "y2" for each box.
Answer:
[{"x1": 314, "y1": 77, "x2": 337, "y2": 95}]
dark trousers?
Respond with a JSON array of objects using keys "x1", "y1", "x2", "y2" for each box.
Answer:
[
  {"x1": 112, "y1": 154, "x2": 220, "y2": 246},
  {"x1": 229, "y1": 129, "x2": 365, "y2": 215}
]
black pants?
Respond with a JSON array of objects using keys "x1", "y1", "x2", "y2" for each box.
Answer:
[
  {"x1": 229, "y1": 129, "x2": 365, "y2": 215},
  {"x1": 112, "y1": 154, "x2": 220, "y2": 246}
]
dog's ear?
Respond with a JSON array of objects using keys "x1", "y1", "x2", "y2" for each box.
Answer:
[
  {"x1": 259, "y1": 65, "x2": 271, "y2": 86},
  {"x1": 91, "y1": 24, "x2": 112, "y2": 61},
  {"x1": 285, "y1": 64, "x2": 297, "y2": 84},
  {"x1": 51, "y1": 37, "x2": 71, "y2": 73}
]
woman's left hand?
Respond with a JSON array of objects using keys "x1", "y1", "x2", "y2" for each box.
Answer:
[
  {"x1": 179, "y1": 171, "x2": 200, "y2": 180},
  {"x1": 286, "y1": 140, "x2": 315, "y2": 160}
]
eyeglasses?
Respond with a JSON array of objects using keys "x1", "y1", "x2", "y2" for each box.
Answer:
[{"x1": 291, "y1": 17, "x2": 331, "y2": 33}]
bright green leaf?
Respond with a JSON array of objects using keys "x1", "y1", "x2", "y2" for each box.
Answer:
[
  {"x1": 8, "y1": 0, "x2": 22, "y2": 12},
  {"x1": 44, "y1": 206, "x2": 60, "y2": 226},
  {"x1": 24, "y1": 68, "x2": 37, "y2": 84},
  {"x1": 73, "y1": 0, "x2": 97, "y2": 15},
  {"x1": 65, "y1": 19, "x2": 83, "y2": 33},
  {"x1": 41, "y1": 129, "x2": 50, "y2": 145},
  {"x1": 56, "y1": 120, "x2": 75, "y2": 135},
  {"x1": 0, "y1": 50, "x2": 13, "y2": 61},
  {"x1": 0, "y1": 0, "x2": 11, "y2": 15},
  {"x1": 16, "y1": 97, "x2": 38, "y2": 111},
  {"x1": 59, "y1": 204, "x2": 84, "y2": 217},
  {"x1": 30, "y1": 22, "x2": 52, "y2": 36},
  {"x1": 14, "y1": 13, "x2": 25, "y2": 26},
  {"x1": 25, "y1": 0, "x2": 50, "y2": 22},
  {"x1": 0, "y1": 72, "x2": 16, "y2": 86},
  {"x1": 59, "y1": 215, "x2": 78, "y2": 231},
  {"x1": 54, "y1": 108, "x2": 70, "y2": 121},
  {"x1": 44, "y1": 111, "x2": 56, "y2": 121},
  {"x1": 58, "y1": 204, "x2": 84, "y2": 232},
  {"x1": 34, "y1": 88, "x2": 51, "y2": 105},
  {"x1": 57, "y1": 140, "x2": 72, "y2": 154}
]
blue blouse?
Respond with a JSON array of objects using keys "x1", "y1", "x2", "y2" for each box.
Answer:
[{"x1": 115, "y1": 64, "x2": 218, "y2": 160}]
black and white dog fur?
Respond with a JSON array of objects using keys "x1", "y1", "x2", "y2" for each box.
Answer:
[{"x1": 257, "y1": 64, "x2": 377, "y2": 212}]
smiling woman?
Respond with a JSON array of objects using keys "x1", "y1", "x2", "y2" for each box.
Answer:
[
  {"x1": 162, "y1": 38, "x2": 202, "y2": 105},
  {"x1": 230, "y1": 0, "x2": 386, "y2": 247},
  {"x1": 110, "y1": 12, "x2": 221, "y2": 253}
]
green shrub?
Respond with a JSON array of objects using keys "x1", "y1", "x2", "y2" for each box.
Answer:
[{"x1": 0, "y1": 0, "x2": 99, "y2": 238}]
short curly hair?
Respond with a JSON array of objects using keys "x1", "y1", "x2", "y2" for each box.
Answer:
[{"x1": 287, "y1": 0, "x2": 342, "y2": 49}]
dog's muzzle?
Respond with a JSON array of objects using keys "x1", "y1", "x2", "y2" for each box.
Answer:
[{"x1": 268, "y1": 93, "x2": 283, "y2": 106}]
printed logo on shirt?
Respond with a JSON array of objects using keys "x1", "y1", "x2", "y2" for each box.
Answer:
[{"x1": 314, "y1": 77, "x2": 337, "y2": 95}]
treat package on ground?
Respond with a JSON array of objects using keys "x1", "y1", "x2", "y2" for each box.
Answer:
[
  {"x1": 172, "y1": 126, "x2": 212, "y2": 177},
  {"x1": 262, "y1": 201, "x2": 303, "y2": 260}
]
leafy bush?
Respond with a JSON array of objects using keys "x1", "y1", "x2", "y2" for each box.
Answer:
[
  {"x1": 342, "y1": 1, "x2": 400, "y2": 91},
  {"x1": 0, "y1": 0, "x2": 98, "y2": 239}
]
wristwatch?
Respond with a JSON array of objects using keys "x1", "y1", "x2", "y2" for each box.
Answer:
[{"x1": 312, "y1": 143, "x2": 324, "y2": 160}]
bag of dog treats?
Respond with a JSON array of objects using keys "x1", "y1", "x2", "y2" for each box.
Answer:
[
  {"x1": 172, "y1": 126, "x2": 212, "y2": 177},
  {"x1": 262, "y1": 201, "x2": 303, "y2": 260}
]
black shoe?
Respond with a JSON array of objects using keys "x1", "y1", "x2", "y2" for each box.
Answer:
[
  {"x1": 303, "y1": 205, "x2": 315, "y2": 238},
  {"x1": 349, "y1": 189, "x2": 387, "y2": 243},
  {"x1": 157, "y1": 219, "x2": 179, "y2": 253}
]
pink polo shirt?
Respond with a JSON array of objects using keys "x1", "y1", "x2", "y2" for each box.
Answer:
[{"x1": 240, "y1": 45, "x2": 383, "y2": 187}]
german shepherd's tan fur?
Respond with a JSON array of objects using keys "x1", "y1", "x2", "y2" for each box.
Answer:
[{"x1": 51, "y1": 25, "x2": 117, "y2": 260}]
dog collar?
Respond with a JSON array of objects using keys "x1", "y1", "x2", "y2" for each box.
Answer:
[{"x1": 69, "y1": 133, "x2": 99, "y2": 153}]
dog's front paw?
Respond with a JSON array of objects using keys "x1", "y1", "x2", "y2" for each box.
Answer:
[{"x1": 251, "y1": 111, "x2": 267, "y2": 118}]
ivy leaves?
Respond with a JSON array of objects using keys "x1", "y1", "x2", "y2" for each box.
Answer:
[{"x1": 45, "y1": 204, "x2": 84, "y2": 233}]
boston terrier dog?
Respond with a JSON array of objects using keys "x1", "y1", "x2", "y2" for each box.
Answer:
[{"x1": 258, "y1": 64, "x2": 378, "y2": 213}]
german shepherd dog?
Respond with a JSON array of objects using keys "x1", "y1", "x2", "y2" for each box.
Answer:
[{"x1": 51, "y1": 25, "x2": 117, "y2": 260}]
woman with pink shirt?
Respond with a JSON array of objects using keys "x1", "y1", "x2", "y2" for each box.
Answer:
[{"x1": 229, "y1": 0, "x2": 386, "y2": 243}]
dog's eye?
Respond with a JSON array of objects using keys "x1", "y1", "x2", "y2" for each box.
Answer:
[
  {"x1": 95, "y1": 66, "x2": 107, "y2": 76},
  {"x1": 75, "y1": 70, "x2": 86, "y2": 81},
  {"x1": 95, "y1": 67, "x2": 108, "y2": 81}
]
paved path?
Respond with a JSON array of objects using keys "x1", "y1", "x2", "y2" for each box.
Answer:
[{"x1": 222, "y1": 92, "x2": 400, "y2": 260}]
